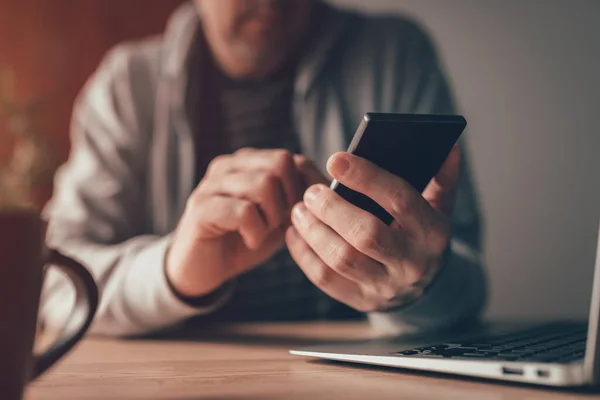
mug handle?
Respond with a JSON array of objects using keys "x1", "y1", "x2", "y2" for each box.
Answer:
[{"x1": 31, "y1": 249, "x2": 99, "y2": 378}]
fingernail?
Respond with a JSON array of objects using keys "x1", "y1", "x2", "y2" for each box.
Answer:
[
  {"x1": 292, "y1": 203, "x2": 307, "y2": 224},
  {"x1": 304, "y1": 185, "x2": 323, "y2": 205},
  {"x1": 329, "y1": 155, "x2": 350, "y2": 177}
]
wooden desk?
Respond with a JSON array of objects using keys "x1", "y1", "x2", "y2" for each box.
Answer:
[{"x1": 27, "y1": 322, "x2": 598, "y2": 400}]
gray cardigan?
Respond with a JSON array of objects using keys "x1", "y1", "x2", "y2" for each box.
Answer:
[{"x1": 41, "y1": 2, "x2": 486, "y2": 337}]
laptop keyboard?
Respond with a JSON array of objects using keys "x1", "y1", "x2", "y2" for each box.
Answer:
[{"x1": 395, "y1": 323, "x2": 587, "y2": 364}]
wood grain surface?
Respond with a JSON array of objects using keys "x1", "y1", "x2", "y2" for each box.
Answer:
[{"x1": 27, "y1": 322, "x2": 600, "y2": 400}]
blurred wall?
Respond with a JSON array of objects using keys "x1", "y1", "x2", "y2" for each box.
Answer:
[{"x1": 329, "y1": 0, "x2": 600, "y2": 319}]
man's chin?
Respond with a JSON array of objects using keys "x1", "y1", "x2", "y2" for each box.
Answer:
[{"x1": 232, "y1": 44, "x2": 289, "y2": 78}]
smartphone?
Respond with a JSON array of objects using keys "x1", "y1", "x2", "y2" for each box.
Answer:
[{"x1": 330, "y1": 113, "x2": 467, "y2": 225}]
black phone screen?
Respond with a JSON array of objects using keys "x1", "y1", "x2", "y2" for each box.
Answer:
[{"x1": 331, "y1": 113, "x2": 466, "y2": 225}]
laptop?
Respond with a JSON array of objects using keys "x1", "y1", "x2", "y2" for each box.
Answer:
[{"x1": 290, "y1": 223, "x2": 600, "y2": 387}]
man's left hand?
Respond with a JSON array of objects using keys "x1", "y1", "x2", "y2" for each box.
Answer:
[{"x1": 286, "y1": 145, "x2": 461, "y2": 312}]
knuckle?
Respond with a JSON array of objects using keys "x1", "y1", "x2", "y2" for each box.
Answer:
[
  {"x1": 186, "y1": 189, "x2": 204, "y2": 209},
  {"x1": 258, "y1": 173, "x2": 278, "y2": 194},
  {"x1": 389, "y1": 188, "x2": 413, "y2": 215},
  {"x1": 355, "y1": 233, "x2": 379, "y2": 255},
  {"x1": 237, "y1": 201, "x2": 255, "y2": 221},
  {"x1": 295, "y1": 156, "x2": 312, "y2": 174},
  {"x1": 330, "y1": 244, "x2": 356, "y2": 275},
  {"x1": 311, "y1": 264, "x2": 332, "y2": 288},
  {"x1": 194, "y1": 177, "x2": 215, "y2": 196},
  {"x1": 353, "y1": 219, "x2": 385, "y2": 254},
  {"x1": 206, "y1": 155, "x2": 229, "y2": 175},
  {"x1": 273, "y1": 149, "x2": 294, "y2": 170},
  {"x1": 294, "y1": 154, "x2": 309, "y2": 167}
]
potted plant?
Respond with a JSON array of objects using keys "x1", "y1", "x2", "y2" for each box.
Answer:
[{"x1": 0, "y1": 66, "x2": 59, "y2": 211}]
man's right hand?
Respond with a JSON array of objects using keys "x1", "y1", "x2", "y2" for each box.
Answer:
[{"x1": 166, "y1": 148, "x2": 328, "y2": 298}]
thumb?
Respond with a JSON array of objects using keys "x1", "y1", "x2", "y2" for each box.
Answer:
[{"x1": 422, "y1": 144, "x2": 461, "y2": 216}]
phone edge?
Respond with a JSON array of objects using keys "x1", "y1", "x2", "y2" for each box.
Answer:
[{"x1": 330, "y1": 114, "x2": 370, "y2": 191}]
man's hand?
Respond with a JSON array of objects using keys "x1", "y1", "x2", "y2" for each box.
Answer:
[
  {"x1": 166, "y1": 148, "x2": 326, "y2": 298},
  {"x1": 286, "y1": 145, "x2": 461, "y2": 312}
]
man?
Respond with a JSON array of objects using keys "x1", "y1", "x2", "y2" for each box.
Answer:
[{"x1": 41, "y1": 0, "x2": 485, "y2": 337}]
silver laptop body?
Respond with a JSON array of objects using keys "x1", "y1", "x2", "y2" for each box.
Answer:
[{"x1": 290, "y1": 224, "x2": 600, "y2": 387}]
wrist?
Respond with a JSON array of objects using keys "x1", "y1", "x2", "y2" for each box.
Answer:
[
  {"x1": 380, "y1": 245, "x2": 451, "y2": 312},
  {"x1": 164, "y1": 255, "x2": 231, "y2": 308},
  {"x1": 164, "y1": 242, "x2": 224, "y2": 300}
]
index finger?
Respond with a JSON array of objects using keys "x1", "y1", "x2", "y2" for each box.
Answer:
[
  {"x1": 326, "y1": 152, "x2": 431, "y2": 234},
  {"x1": 226, "y1": 148, "x2": 304, "y2": 210},
  {"x1": 422, "y1": 144, "x2": 461, "y2": 216}
]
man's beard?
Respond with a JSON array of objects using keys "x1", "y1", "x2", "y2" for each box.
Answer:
[{"x1": 228, "y1": 37, "x2": 285, "y2": 77}]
